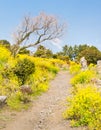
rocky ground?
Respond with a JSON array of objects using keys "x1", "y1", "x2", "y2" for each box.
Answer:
[{"x1": 0, "y1": 71, "x2": 86, "y2": 130}]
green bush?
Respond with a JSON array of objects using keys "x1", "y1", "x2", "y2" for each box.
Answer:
[
  {"x1": 63, "y1": 85, "x2": 101, "y2": 129},
  {"x1": 14, "y1": 58, "x2": 35, "y2": 85}
]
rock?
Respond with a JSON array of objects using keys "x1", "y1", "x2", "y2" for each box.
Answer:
[
  {"x1": 91, "y1": 78, "x2": 101, "y2": 90},
  {"x1": 20, "y1": 85, "x2": 32, "y2": 94},
  {"x1": 91, "y1": 78, "x2": 98, "y2": 84},
  {"x1": 0, "y1": 96, "x2": 7, "y2": 105},
  {"x1": 97, "y1": 60, "x2": 101, "y2": 74},
  {"x1": 80, "y1": 57, "x2": 87, "y2": 70},
  {"x1": 91, "y1": 78, "x2": 101, "y2": 84},
  {"x1": 96, "y1": 79, "x2": 101, "y2": 85}
]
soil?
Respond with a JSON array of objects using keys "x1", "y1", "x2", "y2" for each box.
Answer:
[{"x1": 0, "y1": 71, "x2": 86, "y2": 130}]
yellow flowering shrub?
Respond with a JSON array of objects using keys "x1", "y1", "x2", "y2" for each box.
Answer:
[
  {"x1": 49, "y1": 58, "x2": 66, "y2": 67},
  {"x1": 0, "y1": 47, "x2": 19, "y2": 96},
  {"x1": 63, "y1": 85, "x2": 101, "y2": 129},
  {"x1": 69, "y1": 61, "x2": 81, "y2": 74},
  {"x1": 25, "y1": 68, "x2": 49, "y2": 95},
  {"x1": 0, "y1": 78, "x2": 19, "y2": 96},
  {"x1": 7, "y1": 91, "x2": 31, "y2": 110},
  {"x1": 0, "y1": 46, "x2": 11, "y2": 62},
  {"x1": 0, "y1": 52, "x2": 66, "y2": 110},
  {"x1": 71, "y1": 70, "x2": 96, "y2": 86},
  {"x1": 0, "y1": 46, "x2": 11, "y2": 70},
  {"x1": 0, "y1": 47, "x2": 67, "y2": 110},
  {"x1": 64, "y1": 62, "x2": 101, "y2": 129}
]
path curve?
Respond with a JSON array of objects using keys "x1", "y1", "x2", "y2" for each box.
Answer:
[{"x1": 3, "y1": 71, "x2": 83, "y2": 130}]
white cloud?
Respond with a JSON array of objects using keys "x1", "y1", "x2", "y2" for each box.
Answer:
[{"x1": 51, "y1": 38, "x2": 62, "y2": 49}]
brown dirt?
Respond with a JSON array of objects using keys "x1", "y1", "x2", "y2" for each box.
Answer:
[{"x1": 0, "y1": 71, "x2": 86, "y2": 130}]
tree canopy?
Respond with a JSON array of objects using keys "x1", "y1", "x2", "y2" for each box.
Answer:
[
  {"x1": 0, "y1": 40, "x2": 11, "y2": 50},
  {"x1": 34, "y1": 45, "x2": 53, "y2": 58},
  {"x1": 61, "y1": 44, "x2": 101, "y2": 64},
  {"x1": 78, "y1": 46, "x2": 101, "y2": 64}
]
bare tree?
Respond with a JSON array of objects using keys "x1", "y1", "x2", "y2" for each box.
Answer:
[{"x1": 11, "y1": 12, "x2": 66, "y2": 57}]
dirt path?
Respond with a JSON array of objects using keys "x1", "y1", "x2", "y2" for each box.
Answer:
[{"x1": 2, "y1": 71, "x2": 84, "y2": 130}]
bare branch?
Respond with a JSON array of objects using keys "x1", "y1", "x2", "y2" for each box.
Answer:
[{"x1": 11, "y1": 12, "x2": 66, "y2": 56}]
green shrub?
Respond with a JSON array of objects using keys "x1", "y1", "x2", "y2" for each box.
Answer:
[
  {"x1": 63, "y1": 85, "x2": 101, "y2": 129},
  {"x1": 14, "y1": 58, "x2": 35, "y2": 85}
]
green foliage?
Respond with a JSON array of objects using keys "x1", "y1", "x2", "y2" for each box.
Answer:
[
  {"x1": 52, "y1": 54, "x2": 58, "y2": 59},
  {"x1": 78, "y1": 44, "x2": 89, "y2": 53},
  {"x1": 63, "y1": 85, "x2": 101, "y2": 130},
  {"x1": 54, "y1": 52, "x2": 70, "y2": 63},
  {"x1": 57, "y1": 55, "x2": 69, "y2": 63},
  {"x1": 61, "y1": 44, "x2": 101, "y2": 64},
  {"x1": 80, "y1": 47, "x2": 101, "y2": 64},
  {"x1": 34, "y1": 45, "x2": 53, "y2": 58},
  {"x1": 18, "y1": 48, "x2": 30, "y2": 55},
  {"x1": 0, "y1": 40, "x2": 11, "y2": 50},
  {"x1": 14, "y1": 58, "x2": 35, "y2": 85},
  {"x1": 78, "y1": 46, "x2": 101, "y2": 64},
  {"x1": 61, "y1": 44, "x2": 89, "y2": 60},
  {"x1": 62, "y1": 45, "x2": 73, "y2": 60}
]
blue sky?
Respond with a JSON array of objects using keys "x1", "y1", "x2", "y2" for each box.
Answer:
[{"x1": 0, "y1": 0, "x2": 101, "y2": 52}]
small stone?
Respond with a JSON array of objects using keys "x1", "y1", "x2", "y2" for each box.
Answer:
[
  {"x1": 97, "y1": 60, "x2": 101, "y2": 74},
  {"x1": 80, "y1": 57, "x2": 87, "y2": 70},
  {"x1": 0, "y1": 96, "x2": 7, "y2": 104},
  {"x1": 20, "y1": 85, "x2": 32, "y2": 94}
]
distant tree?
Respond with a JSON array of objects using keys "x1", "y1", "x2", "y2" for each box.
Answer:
[
  {"x1": 11, "y1": 12, "x2": 66, "y2": 57},
  {"x1": 0, "y1": 40, "x2": 11, "y2": 50},
  {"x1": 56, "y1": 52, "x2": 64, "y2": 57},
  {"x1": 54, "y1": 51, "x2": 69, "y2": 63},
  {"x1": 62, "y1": 45, "x2": 73, "y2": 60},
  {"x1": 18, "y1": 48, "x2": 30, "y2": 55},
  {"x1": 74, "y1": 44, "x2": 89, "y2": 60},
  {"x1": 34, "y1": 45, "x2": 53, "y2": 58},
  {"x1": 73, "y1": 45, "x2": 79, "y2": 58},
  {"x1": 68, "y1": 46, "x2": 74, "y2": 59},
  {"x1": 53, "y1": 54, "x2": 58, "y2": 59},
  {"x1": 62, "y1": 45, "x2": 69, "y2": 55},
  {"x1": 60, "y1": 44, "x2": 101, "y2": 63},
  {"x1": 46, "y1": 49, "x2": 53, "y2": 58},
  {"x1": 71, "y1": 44, "x2": 89, "y2": 60},
  {"x1": 78, "y1": 46, "x2": 101, "y2": 64},
  {"x1": 78, "y1": 44, "x2": 88, "y2": 53},
  {"x1": 57, "y1": 55, "x2": 69, "y2": 63}
]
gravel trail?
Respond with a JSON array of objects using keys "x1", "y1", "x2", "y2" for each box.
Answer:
[{"x1": 2, "y1": 71, "x2": 85, "y2": 130}]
